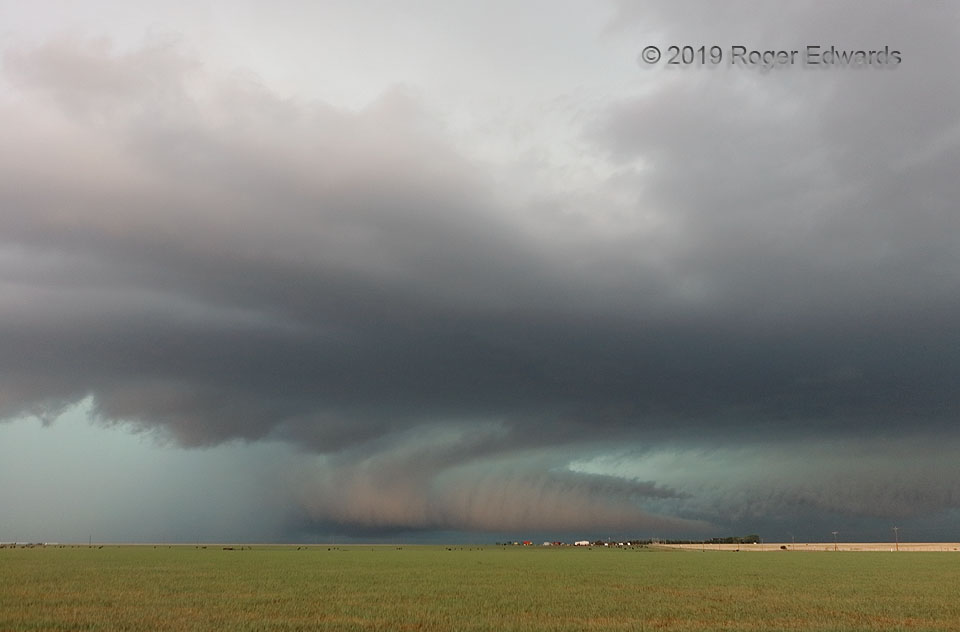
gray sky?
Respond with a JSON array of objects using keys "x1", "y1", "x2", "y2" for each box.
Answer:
[{"x1": 1, "y1": 1, "x2": 959, "y2": 543}]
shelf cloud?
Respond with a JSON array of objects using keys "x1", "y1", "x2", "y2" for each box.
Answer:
[{"x1": 1, "y1": 2, "x2": 959, "y2": 540}]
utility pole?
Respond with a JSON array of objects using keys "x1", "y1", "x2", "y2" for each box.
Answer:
[
  {"x1": 832, "y1": 531, "x2": 839, "y2": 552},
  {"x1": 893, "y1": 526, "x2": 899, "y2": 552}
]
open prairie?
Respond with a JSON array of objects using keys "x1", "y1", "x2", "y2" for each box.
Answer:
[{"x1": 2, "y1": 544, "x2": 960, "y2": 631}]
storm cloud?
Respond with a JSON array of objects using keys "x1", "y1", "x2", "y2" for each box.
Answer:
[{"x1": 1, "y1": 1, "x2": 959, "y2": 540}]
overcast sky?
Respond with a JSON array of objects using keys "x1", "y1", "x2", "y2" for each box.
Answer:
[{"x1": 1, "y1": 1, "x2": 958, "y2": 544}]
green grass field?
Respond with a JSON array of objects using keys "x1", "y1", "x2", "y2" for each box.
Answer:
[{"x1": 2, "y1": 545, "x2": 959, "y2": 631}]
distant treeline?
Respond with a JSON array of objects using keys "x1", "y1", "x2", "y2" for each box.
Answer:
[
  {"x1": 494, "y1": 535, "x2": 763, "y2": 547},
  {"x1": 653, "y1": 535, "x2": 762, "y2": 545}
]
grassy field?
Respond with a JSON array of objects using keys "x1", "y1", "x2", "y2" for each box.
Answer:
[{"x1": 2, "y1": 545, "x2": 959, "y2": 631}]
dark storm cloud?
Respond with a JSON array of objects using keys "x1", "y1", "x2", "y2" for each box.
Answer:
[
  {"x1": 2, "y1": 2, "x2": 959, "y2": 536},
  {"x1": 591, "y1": 2, "x2": 960, "y2": 431}
]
